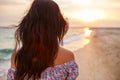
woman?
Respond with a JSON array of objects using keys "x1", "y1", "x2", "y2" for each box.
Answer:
[{"x1": 7, "y1": 0, "x2": 79, "y2": 80}]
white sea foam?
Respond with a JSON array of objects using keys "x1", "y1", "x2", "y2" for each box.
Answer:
[
  {"x1": 64, "y1": 34, "x2": 84, "y2": 44},
  {"x1": 3, "y1": 54, "x2": 12, "y2": 60}
]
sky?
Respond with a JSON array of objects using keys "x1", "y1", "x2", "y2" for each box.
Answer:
[{"x1": 0, "y1": 0, "x2": 120, "y2": 27}]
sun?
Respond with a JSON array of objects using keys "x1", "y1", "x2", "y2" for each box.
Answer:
[
  {"x1": 79, "y1": 9, "x2": 105, "y2": 22},
  {"x1": 67, "y1": 9, "x2": 105, "y2": 22}
]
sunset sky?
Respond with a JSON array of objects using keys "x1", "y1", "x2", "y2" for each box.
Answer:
[{"x1": 0, "y1": 0, "x2": 120, "y2": 27}]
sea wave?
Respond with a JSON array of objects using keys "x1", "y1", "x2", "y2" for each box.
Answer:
[{"x1": 0, "y1": 49, "x2": 13, "y2": 61}]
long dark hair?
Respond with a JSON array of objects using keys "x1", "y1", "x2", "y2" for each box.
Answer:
[{"x1": 14, "y1": 0, "x2": 68, "y2": 79}]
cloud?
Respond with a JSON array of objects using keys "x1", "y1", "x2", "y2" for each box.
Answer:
[
  {"x1": 106, "y1": 0, "x2": 120, "y2": 3},
  {"x1": 55, "y1": 0, "x2": 120, "y2": 7},
  {"x1": 0, "y1": 0, "x2": 33, "y2": 6},
  {"x1": 0, "y1": 0, "x2": 22, "y2": 5}
]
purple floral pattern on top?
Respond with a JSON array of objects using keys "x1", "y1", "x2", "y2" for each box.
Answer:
[{"x1": 7, "y1": 60, "x2": 79, "y2": 80}]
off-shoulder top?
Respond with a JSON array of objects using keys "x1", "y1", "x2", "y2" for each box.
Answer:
[{"x1": 7, "y1": 60, "x2": 79, "y2": 80}]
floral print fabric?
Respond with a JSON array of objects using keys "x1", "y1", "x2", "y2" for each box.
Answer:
[{"x1": 7, "y1": 60, "x2": 79, "y2": 80}]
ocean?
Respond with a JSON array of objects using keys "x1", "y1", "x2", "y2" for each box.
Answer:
[{"x1": 0, "y1": 27, "x2": 85, "y2": 78}]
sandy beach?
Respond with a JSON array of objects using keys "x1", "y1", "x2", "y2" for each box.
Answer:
[
  {"x1": 73, "y1": 28, "x2": 120, "y2": 80},
  {"x1": 0, "y1": 28, "x2": 120, "y2": 80}
]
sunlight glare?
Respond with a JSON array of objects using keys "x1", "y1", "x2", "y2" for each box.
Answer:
[
  {"x1": 67, "y1": 9, "x2": 105, "y2": 22},
  {"x1": 84, "y1": 27, "x2": 92, "y2": 37}
]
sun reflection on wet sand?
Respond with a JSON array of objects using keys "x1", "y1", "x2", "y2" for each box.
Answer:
[
  {"x1": 82, "y1": 38, "x2": 90, "y2": 46},
  {"x1": 84, "y1": 27, "x2": 92, "y2": 37}
]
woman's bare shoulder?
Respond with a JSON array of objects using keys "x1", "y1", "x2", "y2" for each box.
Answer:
[
  {"x1": 54, "y1": 47, "x2": 75, "y2": 65},
  {"x1": 60, "y1": 47, "x2": 74, "y2": 60}
]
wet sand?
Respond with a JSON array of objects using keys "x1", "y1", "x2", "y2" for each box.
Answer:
[{"x1": 74, "y1": 28, "x2": 120, "y2": 80}]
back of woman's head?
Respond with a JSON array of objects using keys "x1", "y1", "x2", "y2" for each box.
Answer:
[{"x1": 14, "y1": 0, "x2": 68, "y2": 79}]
